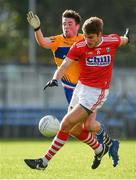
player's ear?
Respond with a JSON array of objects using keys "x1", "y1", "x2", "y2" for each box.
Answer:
[{"x1": 76, "y1": 24, "x2": 80, "y2": 31}]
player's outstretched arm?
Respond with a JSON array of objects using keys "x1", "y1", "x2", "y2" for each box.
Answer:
[
  {"x1": 120, "y1": 28, "x2": 130, "y2": 46},
  {"x1": 27, "y1": 11, "x2": 52, "y2": 49}
]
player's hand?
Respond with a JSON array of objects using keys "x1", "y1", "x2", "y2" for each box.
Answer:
[
  {"x1": 124, "y1": 28, "x2": 130, "y2": 43},
  {"x1": 27, "y1": 11, "x2": 40, "y2": 30},
  {"x1": 43, "y1": 79, "x2": 58, "y2": 90}
]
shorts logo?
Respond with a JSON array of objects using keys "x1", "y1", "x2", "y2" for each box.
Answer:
[{"x1": 86, "y1": 54, "x2": 111, "y2": 66}]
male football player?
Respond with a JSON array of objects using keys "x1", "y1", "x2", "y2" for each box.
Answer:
[{"x1": 25, "y1": 10, "x2": 125, "y2": 168}]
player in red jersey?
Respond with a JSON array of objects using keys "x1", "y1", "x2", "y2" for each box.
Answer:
[
  {"x1": 27, "y1": 10, "x2": 121, "y2": 167},
  {"x1": 24, "y1": 16, "x2": 129, "y2": 170}
]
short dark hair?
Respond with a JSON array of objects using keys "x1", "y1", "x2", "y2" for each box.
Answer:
[
  {"x1": 62, "y1": 9, "x2": 81, "y2": 25},
  {"x1": 82, "y1": 17, "x2": 103, "y2": 35}
]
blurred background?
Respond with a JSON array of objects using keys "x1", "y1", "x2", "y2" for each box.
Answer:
[{"x1": 0, "y1": 0, "x2": 136, "y2": 139}]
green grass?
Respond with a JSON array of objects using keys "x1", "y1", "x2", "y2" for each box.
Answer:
[{"x1": 0, "y1": 139, "x2": 136, "y2": 179}]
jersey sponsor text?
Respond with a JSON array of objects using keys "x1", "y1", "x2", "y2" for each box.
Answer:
[{"x1": 86, "y1": 54, "x2": 111, "y2": 66}]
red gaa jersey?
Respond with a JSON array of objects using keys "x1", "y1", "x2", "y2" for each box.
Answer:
[{"x1": 66, "y1": 34, "x2": 121, "y2": 89}]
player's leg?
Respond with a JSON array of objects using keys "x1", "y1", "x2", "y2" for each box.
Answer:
[
  {"x1": 69, "y1": 120, "x2": 108, "y2": 169},
  {"x1": 83, "y1": 105, "x2": 119, "y2": 167},
  {"x1": 24, "y1": 104, "x2": 91, "y2": 170},
  {"x1": 24, "y1": 104, "x2": 108, "y2": 170},
  {"x1": 84, "y1": 111, "x2": 113, "y2": 146},
  {"x1": 71, "y1": 113, "x2": 102, "y2": 151},
  {"x1": 67, "y1": 85, "x2": 109, "y2": 169},
  {"x1": 24, "y1": 104, "x2": 88, "y2": 170},
  {"x1": 95, "y1": 124, "x2": 119, "y2": 167},
  {"x1": 69, "y1": 83, "x2": 119, "y2": 167},
  {"x1": 60, "y1": 104, "x2": 108, "y2": 169},
  {"x1": 24, "y1": 129, "x2": 69, "y2": 170},
  {"x1": 70, "y1": 122, "x2": 100, "y2": 152},
  {"x1": 68, "y1": 91, "x2": 105, "y2": 154},
  {"x1": 70, "y1": 122, "x2": 105, "y2": 150},
  {"x1": 66, "y1": 85, "x2": 113, "y2": 149}
]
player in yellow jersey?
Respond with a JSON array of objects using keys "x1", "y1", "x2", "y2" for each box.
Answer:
[
  {"x1": 28, "y1": 10, "x2": 83, "y2": 103},
  {"x1": 43, "y1": 34, "x2": 83, "y2": 102},
  {"x1": 26, "y1": 10, "x2": 119, "y2": 167}
]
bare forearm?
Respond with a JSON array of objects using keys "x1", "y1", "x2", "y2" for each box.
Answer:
[
  {"x1": 35, "y1": 29, "x2": 51, "y2": 48},
  {"x1": 43, "y1": 58, "x2": 74, "y2": 90},
  {"x1": 53, "y1": 58, "x2": 73, "y2": 80},
  {"x1": 53, "y1": 68, "x2": 66, "y2": 80}
]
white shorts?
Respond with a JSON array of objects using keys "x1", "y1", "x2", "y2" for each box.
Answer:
[{"x1": 69, "y1": 81, "x2": 109, "y2": 112}]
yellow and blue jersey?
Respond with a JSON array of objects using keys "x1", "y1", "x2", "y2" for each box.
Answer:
[{"x1": 49, "y1": 34, "x2": 84, "y2": 103}]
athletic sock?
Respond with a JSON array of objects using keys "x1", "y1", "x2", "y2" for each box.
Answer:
[
  {"x1": 43, "y1": 130, "x2": 69, "y2": 163},
  {"x1": 76, "y1": 128, "x2": 102, "y2": 154},
  {"x1": 96, "y1": 126, "x2": 112, "y2": 147}
]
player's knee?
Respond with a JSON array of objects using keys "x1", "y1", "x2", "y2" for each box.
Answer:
[
  {"x1": 84, "y1": 121, "x2": 101, "y2": 132},
  {"x1": 69, "y1": 124, "x2": 82, "y2": 137}
]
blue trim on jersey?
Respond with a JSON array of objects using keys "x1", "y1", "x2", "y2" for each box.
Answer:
[
  {"x1": 63, "y1": 87, "x2": 74, "y2": 104},
  {"x1": 55, "y1": 47, "x2": 70, "y2": 59},
  {"x1": 61, "y1": 80, "x2": 76, "y2": 103}
]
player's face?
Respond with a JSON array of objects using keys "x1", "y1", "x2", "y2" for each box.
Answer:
[
  {"x1": 84, "y1": 33, "x2": 102, "y2": 48},
  {"x1": 62, "y1": 17, "x2": 80, "y2": 38}
]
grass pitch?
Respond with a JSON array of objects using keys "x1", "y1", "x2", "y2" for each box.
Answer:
[{"x1": 0, "y1": 139, "x2": 136, "y2": 179}]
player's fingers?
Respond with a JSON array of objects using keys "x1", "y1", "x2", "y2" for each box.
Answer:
[
  {"x1": 43, "y1": 83, "x2": 50, "y2": 90},
  {"x1": 29, "y1": 11, "x2": 35, "y2": 19},
  {"x1": 27, "y1": 17, "x2": 31, "y2": 24},
  {"x1": 27, "y1": 13, "x2": 32, "y2": 23},
  {"x1": 27, "y1": 11, "x2": 33, "y2": 21},
  {"x1": 34, "y1": 15, "x2": 39, "y2": 21},
  {"x1": 126, "y1": 28, "x2": 129, "y2": 32},
  {"x1": 125, "y1": 28, "x2": 129, "y2": 35},
  {"x1": 43, "y1": 85, "x2": 48, "y2": 90}
]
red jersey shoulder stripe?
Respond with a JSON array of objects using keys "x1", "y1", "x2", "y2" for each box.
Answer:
[
  {"x1": 76, "y1": 40, "x2": 86, "y2": 48},
  {"x1": 103, "y1": 35, "x2": 119, "y2": 42}
]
